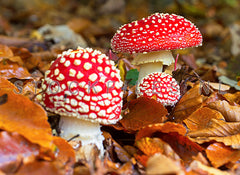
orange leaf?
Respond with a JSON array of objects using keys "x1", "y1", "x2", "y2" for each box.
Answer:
[
  {"x1": 134, "y1": 137, "x2": 181, "y2": 167},
  {"x1": 136, "y1": 122, "x2": 204, "y2": 164},
  {"x1": 0, "y1": 44, "x2": 13, "y2": 58},
  {"x1": 223, "y1": 91, "x2": 240, "y2": 105},
  {"x1": 0, "y1": 89, "x2": 54, "y2": 151},
  {"x1": 208, "y1": 100, "x2": 240, "y2": 122},
  {"x1": 172, "y1": 83, "x2": 204, "y2": 122},
  {"x1": 188, "y1": 119, "x2": 240, "y2": 149},
  {"x1": 119, "y1": 97, "x2": 167, "y2": 132},
  {"x1": 0, "y1": 60, "x2": 31, "y2": 79},
  {"x1": 136, "y1": 122, "x2": 186, "y2": 141},
  {"x1": 184, "y1": 107, "x2": 225, "y2": 131},
  {"x1": 206, "y1": 142, "x2": 240, "y2": 168},
  {"x1": 0, "y1": 77, "x2": 17, "y2": 91}
]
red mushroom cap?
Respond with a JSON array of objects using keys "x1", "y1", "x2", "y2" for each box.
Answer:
[
  {"x1": 40, "y1": 47, "x2": 123, "y2": 124},
  {"x1": 137, "y1": 72, "x2": 180, "y2": 106},
  {"x1": 111, "y1": 13, "x2": 202, "y2": 54}
]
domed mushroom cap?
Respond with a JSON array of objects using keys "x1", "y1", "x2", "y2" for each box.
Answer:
[
  {"x1": 111, "y1": 13, "x2": 202, "y2": 54},
  {"x1": 137, "y1": 72, "x2": 180, "y2": 106},
  {"x1": 40, "y1": 47, "x2": 123, "y2": 124}
]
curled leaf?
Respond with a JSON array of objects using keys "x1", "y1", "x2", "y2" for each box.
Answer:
[
  {"x1": 208, "y1": 100, "x2": 240, "y2": 122},
  {"x1": 188, "y1": 119, "x2": 240, "y2": 149}
]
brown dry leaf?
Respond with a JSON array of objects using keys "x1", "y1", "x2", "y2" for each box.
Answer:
[
  {"x1": 188, "y1": 160, "x2": 231, "y2": 175},
  {"x1": 208, "y1": 100, "x2": 240, "y2": 122},
  {"x1": 0, "y1": 77, "x2": 17, "y2": 91},
  {"x1": 0, "y1": 131, "x2": 40, "y2": 174},
  {"x1": 136, "y1": 122, "x2": 204, "y2": 164},
  {"x1": 172, "y1": 83, "x2": 204, "y2": 122},
  {"x1": 119, "y1": 97, "x2": 168, "y2": 132},
  {"x1": 0, "y1": 60, "x2": 31, "y2": 79},
  {"x1": 134, "y1": 137, "x2": 180, "y2": 167},
  {"x1": 188, "y1": 119, "x2": 240, "y2": 149},
  {"x1": 53, "y1": 137, "x2": 75, "y2": 174},
  {"x1": 15, "y1": 161, "x2": 65, "y2": 175},
  {"x1": 136, "y1": 122, "x2": 186, "y2": 141},
  {"x1": 0, "y1": 89, "x2": 55, "y2": 151},
  {"x1": 146, "y1": 153, "x2": 185, "y2": 175},
  {"x1": 223, "y1": 91, "x2": 240, "y2": 105},
  {"x1": 0, "y1": 44, "x2": 13, "y2": 58},
  {"x1": 206, "y1": 142, "x2": 240, "y2": 168},
  {"x1": 184, "y1": 107, "x2": 225, "y2": 131}
]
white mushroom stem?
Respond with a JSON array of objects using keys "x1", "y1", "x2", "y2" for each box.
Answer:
[
  {"x1": 59, "y1": 116, "x2": 104, "y2": 157},
  {"x1": 132, "y1": 50, "x2": 175, "y2": 84}
]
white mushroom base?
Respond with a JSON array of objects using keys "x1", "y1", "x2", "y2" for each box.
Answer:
[{"x1": 59, "y1": 116, "x2": 105, "y2": 157}]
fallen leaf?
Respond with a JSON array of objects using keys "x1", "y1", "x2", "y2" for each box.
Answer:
[
  {"x1": 136, "y1": 122, "x2": 204, "y2": 164},
  {"x1": 0, "y1": 77, "x2": 17, "y2": 92},
  {"x1": 0, "y1": 60, "x2": 31, "y2": 79},
  {"x1": 0, "y1": 131, "x2": 40, "y2": 174},
  {"x1": 146, "y1": 153, "x2": 185, "y2": 175},
  {"x1": 0, "y1": 89, "x2": 55, "y2": 152},
  {"x1": 184, "y1": 107, "x2": 225, "y2": 131},
  {"x1": 134, "y1": 137, "x2": 180, "y2": 166},
  {"x1": 15, "y1": 161, "x2": 65, "y2": 175},
  {"x1": 136, "y1": 122, "x2": 186, "y2": 141},
  {"x1": 119, "y1": 97, "x2": 168, "y2": 133},
  {"x1": 172, "y1": 83, "x2": 204, "y2": 122},
  {"x1": 188, "y1": 160, "x2": 231, "y2": 175},
  {"x1": 0, "y1": 44, "x2": 13, "y2": 58},
  {"x1": 223, "y1": 91, "x2": 240, "y2": 105},
  {"x1": 206, "y1": 142, "x2": 240, "y2": 168},
  {"x1": 208, "y1": 100, "x2": 240, "y2": 122},
  {"x1": 188, "y1": 119, "x2": 240, "y2": 149}
]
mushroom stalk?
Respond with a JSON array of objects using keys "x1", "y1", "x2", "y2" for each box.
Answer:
[
  {"x1": 132, "y1": 50, "x2": 175, "y2": 83},
  {"x1": 59, "y1": 116, "x2": 104, "y2": 155}
]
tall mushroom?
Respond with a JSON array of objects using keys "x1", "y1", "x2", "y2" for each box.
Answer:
[
  {"x1": 111, "y1": 13, "x2": 202, "y2": 83},
  {"x1": 38, "y1": 47, "x2": 123, "y2": 156}
]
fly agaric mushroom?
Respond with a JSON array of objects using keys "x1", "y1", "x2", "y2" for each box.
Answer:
[
  {"x1": 38, "y1": 47, "x2": 123, "y2": 156},
  {"x1": 137, "y1": 72, "x2": 180, "y2": 106},
  {"x1": 111, "y1": 13, "x2": 202, "y2": 83}
]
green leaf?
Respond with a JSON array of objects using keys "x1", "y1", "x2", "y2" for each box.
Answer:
[{"x1": 125, "y1": 69, "x2": 139, "y2": 86}]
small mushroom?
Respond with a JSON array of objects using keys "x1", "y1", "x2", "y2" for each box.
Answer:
[
  {"x1": 137, "y1": 72, "x2": 180, "y2": 106},
  {"x1": 111, "y1": 13, "x2": 202, "y2": 83},
  {"x1": 38, "y1": 47, "x2": 123, "y2": 157}
]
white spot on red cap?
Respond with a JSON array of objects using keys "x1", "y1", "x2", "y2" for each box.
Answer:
[
  {"x1": 83, "y1": 62, "x2": 92, "y2": 70},
  {"x1": 74, "y1": 59, "x2": 81, "y2": 66},
  {"x1": 69, "y1": 69, "x2": 76, "y2": 77},
  {"x1": 89, "y1": 73, "x2": 98, "y2": 82}
]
